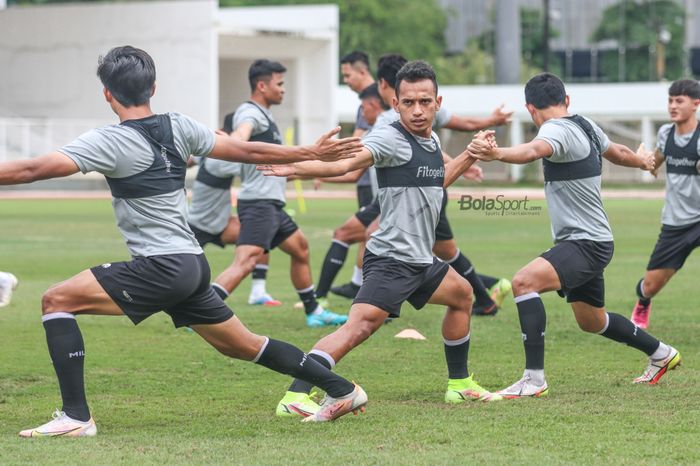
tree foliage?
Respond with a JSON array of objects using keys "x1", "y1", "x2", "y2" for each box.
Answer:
[{"x1": 592, "y1": 0, "x2": 685, "y2": 81}]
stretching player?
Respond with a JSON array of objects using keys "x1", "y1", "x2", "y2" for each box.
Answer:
[
  {"x1": 468, "y1": 73, "x2": 680, "y2": 397},
  {"x1": 3, "y1": 46, "x2": 366, "y2": 436},
  {"x1": 630, "y1": 79, "x2": 700, "y2": 329},
  {"x1": 210, "y1": 60, "x2": 348, "y2": 328},
  {"x1": 261, "y1": 61, "x2": 501, "y2": 418}
]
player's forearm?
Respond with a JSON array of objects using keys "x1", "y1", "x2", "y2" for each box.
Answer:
[
  {"x1": 214, "y1": 138, "x2": 315, "y2": 164},
  {"x1": 605, "y1": 143, "x2": 646, "y2": 169},
  {"x1": 495, "y1": 146, "x2": 541, "y2": 164},
  {"x1": 293, "y1": 159, "x2": 356, "y2": 178},
  {"x1": 0, "y1": 158, "x2": 72, "y2": 185},
  {"x1": 444, "y1": 151, "x2": 477, "y2": 187},
  {"x1": 320, "y1": 168, "x2": 364, "y2": 183}
]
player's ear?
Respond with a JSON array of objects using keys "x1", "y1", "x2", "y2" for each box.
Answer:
[
  {"x1": 103, "y1": 88, "x2": 112, "y2": 102},
  {"x1": 564, "y1": 95, "x2": 570, "y2": 108},
  {"x1": 150, "y1": 83, "x2": 156, "y2": 97},
  {"x1": 435, "y1": 95, "x2": 442, "y2": 110}
]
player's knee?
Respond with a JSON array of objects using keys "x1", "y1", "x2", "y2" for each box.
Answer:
[
  {"x1": 41, "y1": 287, "x2": 65, "y2": 314},
  {"x1": 511, "y1": 272, "x2": 533, "y2": 296},
  {"x1": 348, "y1": 318, "x2": 378, "y2": 344},
  {"x1": 334, "y1": 225, "x2": 355, "y2": 243}
]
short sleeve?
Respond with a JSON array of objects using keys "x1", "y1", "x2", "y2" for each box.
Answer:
[
  {"x1": 535, "y1": 121, "x2": 569, "y2": 160},
  {"x1": 170, "y1": 113, "x2": 216, "y2": 159},
  {"x1": 59, "y1": 128, "x2": 118, "y2": 175},
  {"x1": 362, "y1": 125, "x2": 413, "y2": 167},
  {"x1": 233, "y1": 104, "x2": 269, "y2": 135},
  {"x1": 656, "y1": 123, "x2": 673, "y2": 154}
]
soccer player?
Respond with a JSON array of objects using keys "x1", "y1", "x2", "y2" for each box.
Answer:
[
  {"x1": 3, "y1": 46, "x2": 366, "y2": 437},
  {"x1": 260, "y1": 60, "x2": 500, "y2": 418},
  {"x1": 187, "y1": 114, "x2": 279, "y2": 307},
  {"x1": 467, "y1": 72, "x2": 680, "y2": 397},
  {"x1": 209, "y1": 59, "x2": 348, "y2": 328},
  {"x1": 316, "y1": 54, "x2": 512, "y2": 315},
  {"x1": 630, "y1": 79, "x2": 700, "y2": 329},
  {"x1": 0, "y1": 271, "x2": 18, "y2": 307}
]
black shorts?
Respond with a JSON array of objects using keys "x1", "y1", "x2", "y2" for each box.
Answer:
[
  {"x1": 356, "y1": 184, "x2": 374, "y2": 209},
  {"x1": 435, "y1": 189, "x2": 453, "y2": 241},
  {"x1": 91, "y1": 254, "x2": 233, "y2": 328},
  {"x1": 237, "y1": 200, "x2": 298, "y2": 251},
  {"x1": 541, "y1": 240, "x2": 614, "y2": 308},
  {"x1": 353, "y1": 251, "x2": 449, "y2": 317},
  {"x1": 354, "y1": 198, "x2": 381, "y2": 227},
  {"x1": 189, "y1": 223, "x2": 225, "y2": 249},
  {"x1": 647, "y1": 221, "x2": 700, "y2": 271}
]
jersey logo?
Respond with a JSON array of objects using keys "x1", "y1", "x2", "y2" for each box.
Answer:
[{"x1": 416, "y1": 165, "x2": 444, "y2": 179}]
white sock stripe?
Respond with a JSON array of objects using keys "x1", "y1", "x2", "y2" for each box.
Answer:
[
  {"x1": 446, "y1": 250, "x2": 461, "y2": 264},
  {"x1": 42, "y1": 312, "x2": 76, "y2": 322},
  {"x1": 252, "y1": 336, "x2": 270, "y2": 363},
  {"x1": 254, "y1": 264, "x2": 269, "y2": 271},
  {"x1": 309, "y1": 349, "x2": 336, "y2": 369},
  {"x1": 211, "y1": 283, "x2": 229, "y2": 296},
  {"x1": 640, "y1": 280, "x2": 648, "y2": 299},
  {"x1": 296, "y1": 285, "x2": 314, "y2": 294},
  {"x1": 514, "y1": 292, "x2": 540, "y2": 304},
  {"x1": 444, "y1": 333, "x2": 471, "y2": 346},
  {"x1": 597, "y1": 312, "x2": 610, "y2": 334},
  {"x1": 332, "y1": 239, "x2": 350, "y2": 249}
]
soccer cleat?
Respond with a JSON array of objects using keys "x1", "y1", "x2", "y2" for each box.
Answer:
[
  {"x1": 488, "y1": 278, "x2": 512, "y2": 308},
  {"x1": 248, "y1": 292, "x2": 282, "y2": 307},
  {"x1": 330, "y1": 282, "x2": 360, "y2": 300},
  {"x1": 276, "y1": 391, "x2": 320, "y2": 418},
  {"x1": 0, "y1": 272, "x2": 18, "y2": 308},
  {"x1": 445, "y1": 374, "x2": 502, "y2": 403},
  {"x1": 19, "y1": 410, "x2": 96, "y2": 438},
  {"x1": 302, "y1": 384, "x2": 367, "y2": 422},
  {"x1": 630, "y1": 301, "x2": 651, "y2": 329},
  {"x1": 306, "y1": 309, "x2": 348, "y2": 328},
  {"x1": 497, "y1": 374, "x2": 549, "y2": 398},
  {"x1": 471, "y1": 303, "x2": 499, "y2": 316},
  {"x1": 633, "y1": 346, "x2": 681, "y2": 384}
]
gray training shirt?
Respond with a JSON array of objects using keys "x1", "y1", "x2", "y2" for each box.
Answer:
[
  {"x1": 364, "y1": 123, "x2": 444, "y2": 264},
  {"x1": 188, "y1": 158, "x2": 241, "y2": 235},
  {"x1": 60, "y1": 112, "x2": 215, "y2": 257},
  {"x1": 233, "y1": 102, "x2": 287, "y2": 203},
  {"x1": 656, "y1": 123, "x2": 700, "y2": 226},
  {"x1": 535, "y1": 116, "x2": 614, "y2": 243}
]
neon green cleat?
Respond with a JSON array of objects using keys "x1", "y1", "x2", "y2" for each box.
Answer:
[
  {"x1": 276, "y1": 391, "x2": 320, "y2": 418},
  {"x1": 488, "y1": 278, "x2": 512, "y2": 308},
  {"x1": 445, "y1": 374, "x2": 502, "y2": 403}
]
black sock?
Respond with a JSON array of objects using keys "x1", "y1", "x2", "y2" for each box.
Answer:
[
  {"x1": 448, "y1": 252, "x2": 495, "y2": 307},
  {"x1": 43, "y1": 315, "x2": 90, "y2": 422},
  {"x1": 288, "y1": 353, "x2": 331, "y2": 394},
  {"x1": 252, "y1": 265, "x2": 268, "y2": 280},
  {"x1": 256, "y1": 339, "x2": 353, "y2": 397},
  {"x1": 316, "y1": 240, "x2": 349, "y2": 298},
  {"x1": 211, "y1": 283, "x2": 229, "y2": 300},
  {"x1": 297, "y1": 286, "x2": 318, "y2": 315},
  {"x1": 515, "y1": 293, "x2": 546, "y2": 370},
  {"x1": 635, "y1": 279, "x2": 651, "y2": 306},
  {"x1": 479, "y1": 274, "x2": 499, "y2": 289},
  {"x1": 444, "y1": 335, "x2": 470, "y2": 379},
  {"x1": 600, "y1": 313, "x2": 660, "y2": 356}
]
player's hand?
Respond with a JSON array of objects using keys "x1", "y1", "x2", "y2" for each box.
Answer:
[
  {"x1": 462, "y1": 163, "x2": 484, "y2": 182},
  {"x1": 491, "y1": 104, "x2": 513, "y2": 126},
  {"x1": 636, "y1": 143, "x2": 656, "y2": 173},
  {"x1": 311, "y1": 126, "x2": 363, "y2": 162},
  {"x1": 468, "y1": 130, "x2": 499, "y2": 161},
  {"x1": 214, "y1": 129, "x2": 229, "y2": 137},
  {"x1": 257, "y1": 164, "x2": 296, "y2": 177}
]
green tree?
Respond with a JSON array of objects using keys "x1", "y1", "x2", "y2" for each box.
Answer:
[{"x1": 592, "y1": 0, "x2": 685, "y2": 81}]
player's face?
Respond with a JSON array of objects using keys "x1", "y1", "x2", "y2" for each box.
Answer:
[
  {"x1": 262, "y1": 72, "x2": 285, "y2": 105},
  {"x1": 341, "y1": 63, "x2": 365, "y2": 93},
  {"x1": 667, "y1": 95, "x2": 699, "y2": 124},
  {"x1": 393, "y1": 79, "x2": 441, "y2": 137},
  {"x1": 361, "y1": 98, "x2": 382, "y2": 126}
]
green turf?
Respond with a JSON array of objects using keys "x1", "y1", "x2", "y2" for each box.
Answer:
[{"x1": 0, "y1": 197, "x2": 698, "y2": 465}]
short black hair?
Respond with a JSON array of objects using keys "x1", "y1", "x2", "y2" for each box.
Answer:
[
  {"x1": 97, "y1": 46, "x2": 156, "y2": 107},
  {"x1": 669, "y1": 79, "x2": 700, "y2": 99},
  {"x1": 340, "y1": 51, "x2": 370, "y2": 69},
  {"x1": 359, "y1": 83, "x2": 388, "y2": 109},
  {"x1": 394, "y1": 60, "x2": 438, "y2": 97},
  {"x1": 248, "y1": 59, "x2": 286, "y2": 92},
  {"x1": 376, "y1": 54, "x2": 407, "y2": 89},
  {"x1": 524, "y1": 72, "x2": 567, "y2": 109}
]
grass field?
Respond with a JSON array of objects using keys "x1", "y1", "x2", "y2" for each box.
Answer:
[{"x1": 0, "y1": 197, "x2": 698, "y2": 465}]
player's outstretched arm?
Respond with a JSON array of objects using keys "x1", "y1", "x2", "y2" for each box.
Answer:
[
  {"x1": 468, "y1": 130, "x2": 552, "y2": 164},
  {"x1": 0, "y1": 152, "x2": 80, "y2": 185},
  {"x1": 445, "y1": 104, "x2": 513, "y2": 132},
  {"x1": 209, "y1": 126, "x2": 362, "y2": 165},
  {"x1": 258, "y1": 148, "x2": 374, "y2": 179},
  {"x1": 602, "y1": 143, "x2": 655, "y2": 171},
  {"x1": 444, "y1": 151, "x2": 479, "y2": 187}
]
